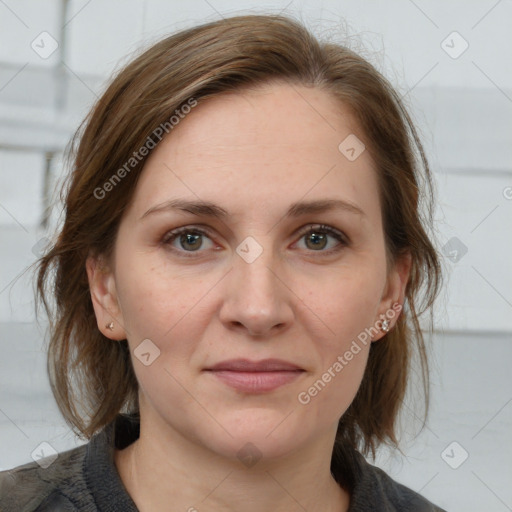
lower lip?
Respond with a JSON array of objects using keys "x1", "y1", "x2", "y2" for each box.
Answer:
[{"x1": 206, "y1": 370, "x2": 304, "y2": 393}]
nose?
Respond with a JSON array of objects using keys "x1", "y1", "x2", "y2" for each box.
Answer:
[{"x1": 218, "y1": 246, "x2": 294, "y2": 338}]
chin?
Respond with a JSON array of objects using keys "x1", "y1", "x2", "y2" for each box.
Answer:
[{"x1": 193, "y1": 409, "x2": 313, "y2": 464}]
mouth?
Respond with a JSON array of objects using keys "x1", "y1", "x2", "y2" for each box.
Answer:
[{"x1": 203, "y1": 358, "x2": 305, "y2": 393}]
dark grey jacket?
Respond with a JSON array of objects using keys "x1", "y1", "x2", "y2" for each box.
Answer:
[{"x1": 0, "y1": 414, "x2": 446, "y2": 511}]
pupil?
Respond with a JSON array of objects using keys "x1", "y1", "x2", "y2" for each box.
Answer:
[
  {"x1": 181, "y1": 233, "x2": 202, "y2": 250},
  {"x1": 307, "y1": 232, "x2": 326, "y2": 250}
]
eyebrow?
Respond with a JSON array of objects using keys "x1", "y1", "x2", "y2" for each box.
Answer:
[{"x1": 140, "y1": 197, "x2": 366, "y2": 220}]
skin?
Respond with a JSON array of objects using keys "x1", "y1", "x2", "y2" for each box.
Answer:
[{"x1": 87, "y1": 82, "x2": 411, "y2": 512}]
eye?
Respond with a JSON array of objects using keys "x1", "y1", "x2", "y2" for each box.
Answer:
[
  {"x1": 294, "y1": 224, "x2": 349, "y2": 254},
  {"x1": 162, "y1": 226, "x2": 216, "y2": 256},
  {"x1": 162, "y1": 223, "x2": 349, "y2": 258}
]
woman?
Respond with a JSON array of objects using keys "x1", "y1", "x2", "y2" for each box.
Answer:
[{"x1": 0, "y1": 14, "x2": 445, "y2": 511}]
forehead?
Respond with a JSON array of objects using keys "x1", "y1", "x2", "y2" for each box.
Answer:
[
  {"x1": 126, "y1": 82, "x2": 381, "y2": 225},
  {"x1": 167, "y1": 82, "x2": 362, "y2": 162}
]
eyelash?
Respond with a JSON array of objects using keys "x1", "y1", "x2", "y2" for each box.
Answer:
[{"x1": 161, "y1": 224, "x2": 349, "y2": 258}]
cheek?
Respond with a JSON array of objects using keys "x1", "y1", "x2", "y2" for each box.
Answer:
[
  {"x1": 297, "y1": 280, "x2": 375, "y2": 420},
  {"x1": 294, "y1": 260, "x2": 384, "y2": 413},
  {"x1": 305, "y1": 261, "x2": 386, "y2": 347},
  {"x1": 114, "y1": 253, "x2": 212, "y2": 351},
  {"x1": 115, "y1": 264, "x2": 214, "y2": 409}
]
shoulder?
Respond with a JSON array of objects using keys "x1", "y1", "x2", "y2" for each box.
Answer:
[
  {"x1": 352, "y1": 455, "x2": 446, "y2": 511},
  {"x1": 332, "y1": 445, "x2": 447, "y2": 511},
  {"x1": 0, "y1": 415, "x2": 139, "y2": 512},
  {"x1": 0, "y1": 443, "x2": 91, "y2": 512}
]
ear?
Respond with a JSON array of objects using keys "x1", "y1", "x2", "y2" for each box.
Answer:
[
  {"x1": 86, "y1": 255, "x2": 127, "y2": 341},
  {"x1": 373, "y1": 250, "x2": 412, "y2": 341}
]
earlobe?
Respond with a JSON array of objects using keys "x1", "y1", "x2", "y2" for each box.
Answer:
[
  {"x1": 85, "y1": 255, "x2": 127, "y2": 340},
  {"x1": 373, "y1": 251, "x2": 412, "y2": 341}
]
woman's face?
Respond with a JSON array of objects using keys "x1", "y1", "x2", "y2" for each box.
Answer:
[{"x1": 88, "y1": 82, "x2": 409, "y2": 460}]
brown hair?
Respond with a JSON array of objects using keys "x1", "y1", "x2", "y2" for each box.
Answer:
[{"x1": 36, "y1": 13, "x2": 442, "y2": 457}]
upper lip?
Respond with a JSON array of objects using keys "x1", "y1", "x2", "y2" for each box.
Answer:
[{"x1": 205, "y1": 358, "x2": 304, "y2": 372}]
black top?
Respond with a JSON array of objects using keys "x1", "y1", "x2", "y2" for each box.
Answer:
[{"x1": 0, "y1": 414, "x2": 446, "y2": 511}]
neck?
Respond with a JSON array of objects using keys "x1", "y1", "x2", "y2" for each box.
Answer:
[{"x1": 114, "y1": 414, "x2": 350, "y2": 512}]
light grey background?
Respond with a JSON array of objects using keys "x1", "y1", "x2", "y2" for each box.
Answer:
[{"x1": 1, "y1": 1, "x2": 511, "y2": 510}]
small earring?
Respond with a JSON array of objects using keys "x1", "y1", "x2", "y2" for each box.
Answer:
[
  {"x1": 106, "y1": 321, "x2": 114, "y2": 331},
  {"x1": 381, "y1": 319, "x2": 390, "y2": 333}
]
